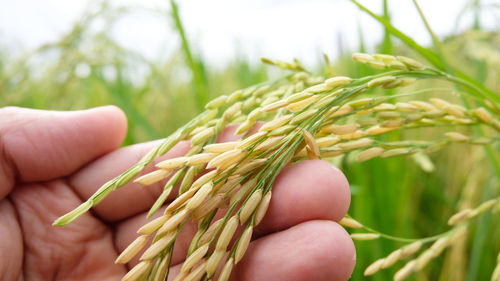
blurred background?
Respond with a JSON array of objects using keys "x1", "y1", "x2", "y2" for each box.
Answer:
[{"x1": 1, "y1": 0, "x2": 499, "y2": 280}]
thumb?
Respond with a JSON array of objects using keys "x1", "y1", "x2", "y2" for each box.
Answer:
[{"x1": 0, "y1": 106, "x2": 127, "y2": 199}]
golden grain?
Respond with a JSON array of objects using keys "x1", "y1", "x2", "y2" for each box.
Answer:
[
  {"x1": 158, "y1": 209, "x2": 189, "y2": 234},
  {"x1": 137, "y1": 215, "x2": 170, "y2": 235},
  {"x1": 181, "y1": 243, "x2": 209, "y2": 272},
  {"x1": 218, "y1": 258, "x2": 234, "y2": 281},
  {"x1": 186, "y1": 182, "x2": 213, "y2": 210},
  {"x1": 240, "y1": 189, "x2": 263, "y2": 224},
  {"x1": 207, "y1": 250, "x2": 226, "y2": 277},
  {"x1": 217, "y1": 216, "x2": 239, "y2": 250},
  {"x1": 134, "y1": 169, "x2": 170, "y2": 186},
  {"x1": 115, "y1": 235, "x2": 150, "y2": 264},
  {"x1": 121, "y1": 260, "x2": 152, "y2": 281},
  {"x1": 339, "y1": 217, "x2": 363, "y2": 228},
  {"x1": 140, "y1": 232, "x2": 176, "y2": 260}
]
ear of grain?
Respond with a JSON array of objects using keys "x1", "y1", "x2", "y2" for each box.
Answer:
[
  {"x1": 445, "y1": 132, "x2": 469, "y2": 142},
  {"x1": 302, "y1": 129, "x2": 320, "y2": 157},
  {"x1": 193, "y1": 194, "x2": 226, "y2": 221},
  {"x1": 134, "y1": 170, "x2": 170, "y2": 186},
  {"x1": 474, "y1": 107, "x2": 493, "y2": 123},
  {"x1": 393, "y1": 260, "x2": 416, "y2": 281},
  {"x1": 338, "y1": 138, "x2": 374, "y2": 150},
  {"x1": 204, "y1": 142, "x2": 239, "y2": 153},
  {"x1": 138, "y1": 215, "x2": 170, "y2": 235},
  {"x1": 316, "y1": 136, "x2": 341, "y2": 147},
  {"x1": 218, "y1": 258, "x2": 234, "y2": 281},
  {"x1": 140, "y1": 232, "x2": 176, "y2": 260},
  {"x1": 181, "y1": 243, "x2": 210, "y2": 273},
  {"x1": 255, "y1": 191, "x2": 272, "y2": 225},
  {"x1": 191, "y1": 170, "x2": 218, "y2": 190},
  {"x1": 262, "y1": 99, "x2": 288, "y2": 112},
  {"x1": 187, "y1": 153, "x2": 218, "y2": 166},
  {"x1": 286, "y1": 91, "x2": 314, "y2": 103},
  {"x1": 234, "y1": 159, "x2": 267, "y2": 175},
  {"x1": 239, "y1": 189, "x2": 263, "y2": 224},
  {"x1": 115, "y1": 235, "x2": 150, "y2": 264},
  {"x1": 156, "y1": 157, "x2": 188, "y2": 169},
  {"x1": 166, "y1": 189, "x2": 197, "y2": 213},
  {"x1": 184, "y1": 261, "x2": 207, "y2": 281},
  {"x1": 206, "y1": 250, "x2": 226, "y2": 277},
  {"x1": 323, "y1": 124, "x2": 360, "y2": 135},
  {"x1": 368, "y1": 76, "x2": 396, "y2": 88},
  {"x1": 364, "y1": 258, "x2": 384, "y2": 276},
  {"x1": 198, "y1": 218, "x2": 224, "y2": 246},
  {"x1": 216, "y1": 216, "x2": 239, "y2": 250},
  {"x1": 351, "y1": 233, "x2": 380, "y2": 240},
  {"x1": 207, "y1": 149, "x2": 245, "y2": 170},
  {"x1": 339, "y1": 217, "x2": 363, "y2": 228},
  {"x1": 338, "y1": 130, "x2": 368, "y2": 140},
  {"x1": 186, "y1": 182, "x2": 213, "y2": 210},
  {"x1": 214, "y1": 177, "x2": 240, "y2": 194},
  {"x1": 448, "y1": 209, "x2": 471, "y2": 225},
  {"x1": 324, "y1": 76, "x2": 351, "y2": 88},
  {"x1": 366, "y1": 125, "x2": 397, "y2": 135},
  {"x1": 153, "y1": 254, "x2": 170, "y2": 281},
  {"x1": 122, "y1": 260, "x2": 153, "y2": 281},
  {"x1": 259, "y1": 114, "x2": 293, "y2": 131},
  {"x1": 191, "y1": 127, "x2": 215, "y2": 145},
  {"x1": 238, "y1": 131, "x2": 267, "y2": 149},
  {"x1": 235, "y1": 226, "x2": 253, "y2": 263},
  {"x1": 397, "y1": 55, "x2": 424, "y2": 69},
  {"x1": 286, "y1": 95, "x2": 319, "y2": 112},
  {"x1": 356, "y1": 147, "x2": 384, "y2": 162},
  {"x1": 158, "y1": 209, "x2": 189, "y2": 234}
]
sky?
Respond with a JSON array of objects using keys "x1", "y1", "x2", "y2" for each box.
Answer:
[{"x1": 0, "y1": 0, "x2": 498, "y2": 67}]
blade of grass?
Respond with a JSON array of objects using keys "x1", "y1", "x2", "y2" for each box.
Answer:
[
  {"x1": 412, "y1": 0, "x2": 448, "y2": 68},
  {"x1": 380, "y1": 0, "x2": 393, "y2": 54},
  {"x1": 169, "y1": 0, "x2": 209, "y2": 112},
  {"x1": 350, "y1": 0, "x2": 445, "y2": 70},
  {"x1": 473, "y1": 0, "x2": 481, "y2": 30}
]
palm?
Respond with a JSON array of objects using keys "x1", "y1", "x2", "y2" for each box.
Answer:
[{"x1": 0, "y1": 106, "x2": 355, "y2": 281}]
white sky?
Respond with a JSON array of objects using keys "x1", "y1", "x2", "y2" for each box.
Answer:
[{"x1": 0, "y1": 0, "x2": 498, "y2": 67}]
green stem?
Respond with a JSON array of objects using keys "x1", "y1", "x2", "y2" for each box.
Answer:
[{"x1": 169, "y1": 0, "x2": 209, "y2": 112}]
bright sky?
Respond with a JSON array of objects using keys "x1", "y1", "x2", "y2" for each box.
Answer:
[{"x1": 0, "y1": 0, "x2": 497, "y2": 66}]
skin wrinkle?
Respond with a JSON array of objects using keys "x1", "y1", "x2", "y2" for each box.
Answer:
[
  {"x1": 11, "y1": 180, "x2": 125, "y2": 280},
  {"x1": 0, "y1": 200, "x2": 24, "y2": 280}
]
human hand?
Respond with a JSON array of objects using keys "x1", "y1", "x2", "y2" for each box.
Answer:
[{"x1": 0, "y1": 106, "x2": 355, "y2": 281}]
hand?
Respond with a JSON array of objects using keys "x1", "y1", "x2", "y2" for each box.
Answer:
[{"x1": 0, "y1": 106, "x2": 355, "y2": 281}]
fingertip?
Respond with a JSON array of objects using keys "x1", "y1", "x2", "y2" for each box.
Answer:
[
  {"x1": 84, "y1": 105, "x2": 128, "y2": 149},
  {"x1": 237, "y1": 220, "x2": 356, "y2": 281},
  {"x1": 257, "y1": 160, "x2": 351, "y2": 234}
]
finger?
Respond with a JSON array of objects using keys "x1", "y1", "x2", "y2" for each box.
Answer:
[
  {"x1": 10, "y1": 180, "x2": 126, "y2": 280},
  {"x1": 255, "y1": 159, "x2": 350, "y2": 235},
  {"x1": 69, "y1": 124, "x2": 258, "y2": 222},
  {"x1": 0, "y1": 106, "x2": 127, "y2": 199},
  {"x1": 163, "y1": 220, "x2": 355, "y2": 281},
  {"x1": 114, "y1": 160, "x2": 350, "y2": 266},
  {"x1": 0, "y1": 200, "x2": 23, "y2": 280},
  {"x1": 233, "y1": 220, "x2": 356, "y2": 281}
]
